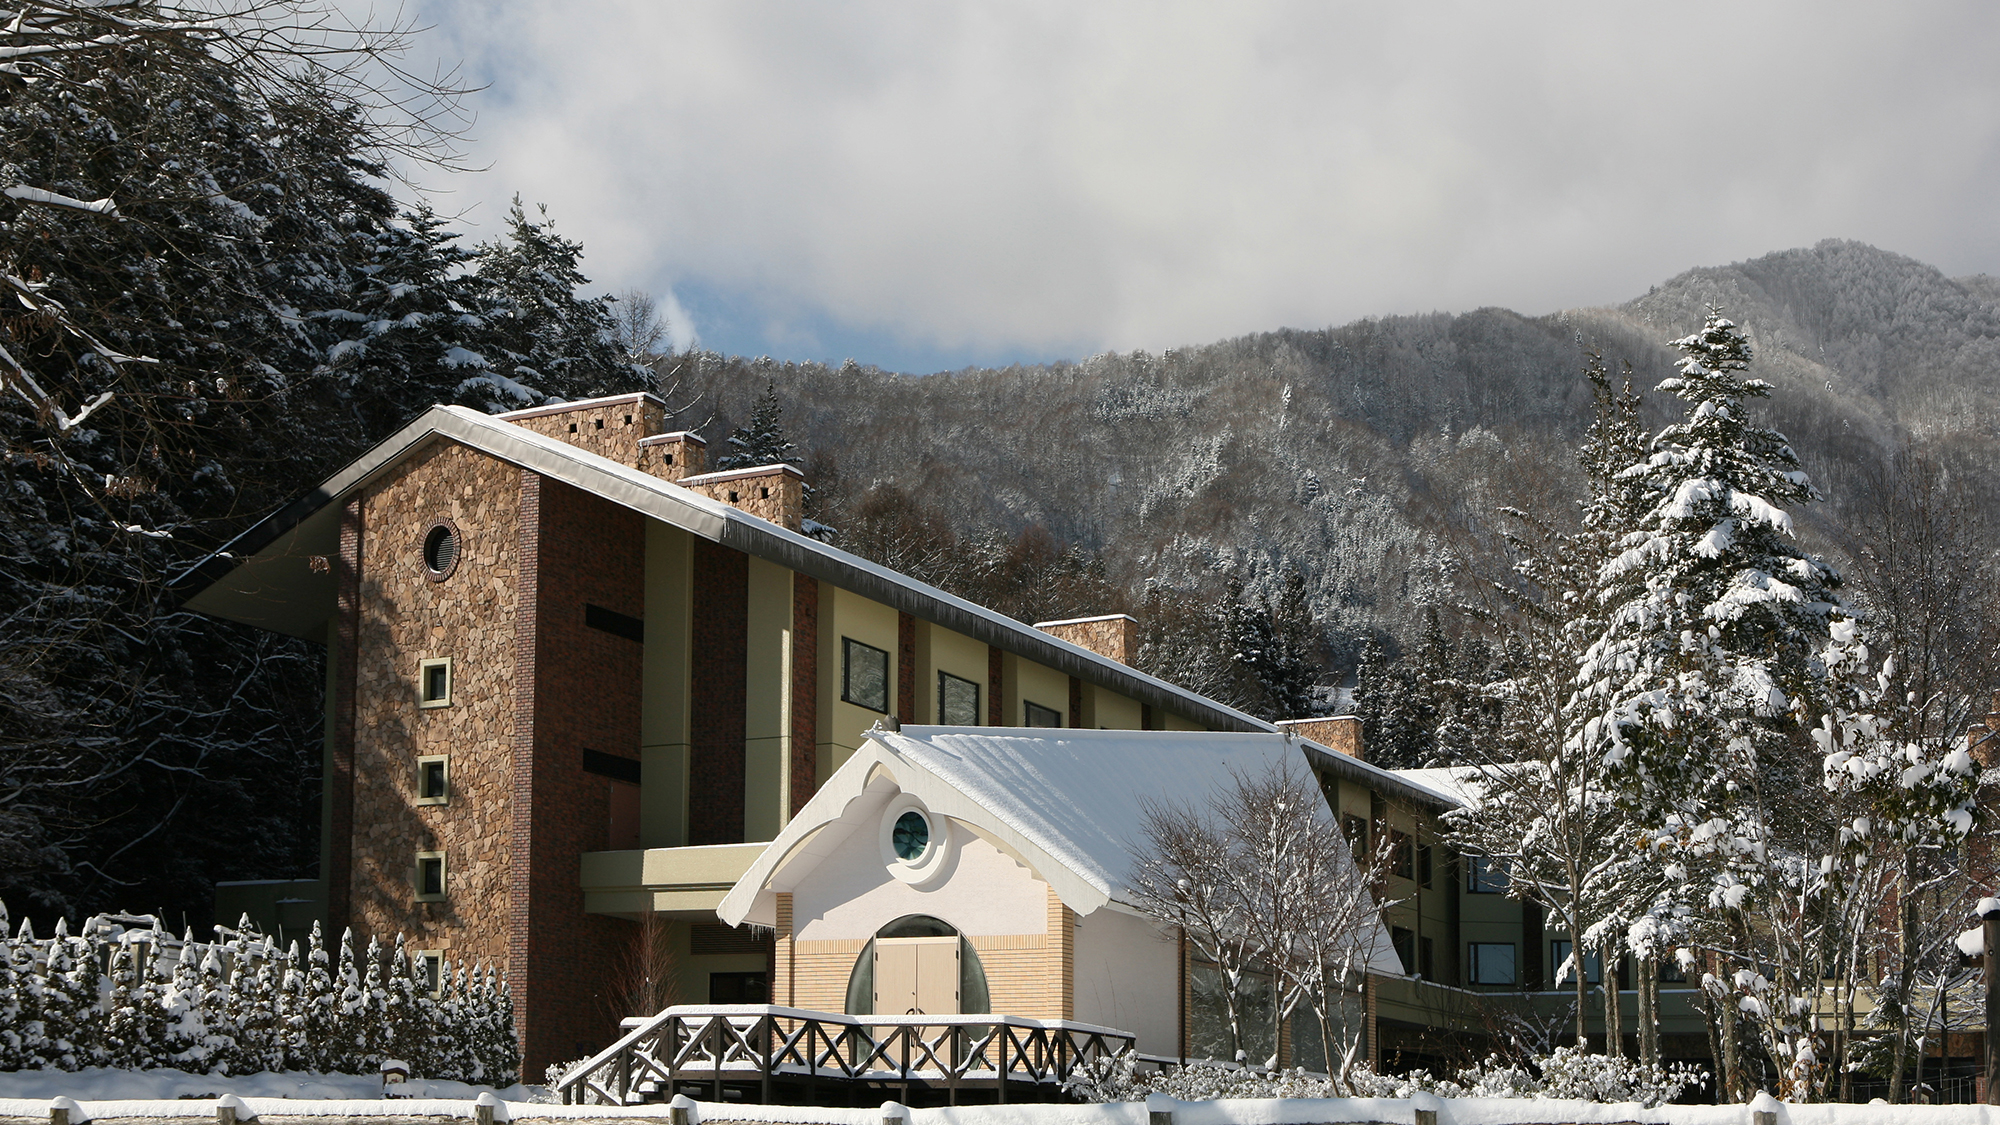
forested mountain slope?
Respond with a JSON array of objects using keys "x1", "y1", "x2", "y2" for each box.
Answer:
[{"x1": 679, "y1": 240, "x2": 2000, "y2": 680}]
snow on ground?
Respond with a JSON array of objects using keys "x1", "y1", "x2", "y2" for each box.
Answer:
[{"x1": 0, "y1": 1079, "x2": 1997, "y2": 1124}]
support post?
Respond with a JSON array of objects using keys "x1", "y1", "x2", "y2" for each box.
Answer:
[{"x1": 1984, "y1": 907, "x2": 2000, "y2": 1105}]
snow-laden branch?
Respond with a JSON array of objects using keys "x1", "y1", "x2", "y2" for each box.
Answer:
[
  {"x1": 1, "y1": 266, "x2": 153, "y2": 432},
  {"x1": 3, "y1": 183, "x2": 120, "y2": 216}
]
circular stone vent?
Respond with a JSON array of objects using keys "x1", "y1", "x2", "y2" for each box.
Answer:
[{"x1": 423, "y1": 521, "x2": 460, "y2": 579}]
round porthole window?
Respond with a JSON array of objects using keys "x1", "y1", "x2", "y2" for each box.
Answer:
[
  {"x1": 423, "y1": 520, "x2": 461, "y2": 580},
  {"x1": 891, "y1": 810, "x2": 930, "y2": 861},
  {"x1": 879, "y1": 797, "x2": 951, "y2": 886}
]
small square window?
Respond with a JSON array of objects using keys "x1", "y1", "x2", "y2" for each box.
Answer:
[
  {"x1": 665, "y1": 452, "x2": 675, "y2": 465},
  {"x1": 418, "y1": 658, "x2": 452, "y2": 708},
  {"x1": 415, "y1": 851, "x2": 446, "y2": 901},
  {"x1": 416, "y1": 950, "x2": 443, "y2": 997},
  {"x1": 1469, "y1": 942, "x2": 1516, "y2": 985},
  {"x1": 1024, "y1": 700, "x2": 1062, "y2": 727},
  {"x1": 594, "y1": 417, "x2": 604, "y2": 429},
  {"x1": 417, "y1": 756, "x2": 449, "y2": 805},
  {"x1": 939, "y1": 671, "x2": 981, "y2": 726},
  {"x1": 727, "y1": 490, "x2": 739, "y2": 502},
  {"x1": 842, "y1": 637, "x2": 889, "y2": 713}
]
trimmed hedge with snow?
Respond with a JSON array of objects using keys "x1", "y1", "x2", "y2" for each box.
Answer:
[{"x1": 0, "y1": 904, "x2": 516, "y2": 1085}]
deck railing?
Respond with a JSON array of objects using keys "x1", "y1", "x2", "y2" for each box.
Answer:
[{"x1": 555, "y1": 1004, "x2": 1136, "y2": 1106}]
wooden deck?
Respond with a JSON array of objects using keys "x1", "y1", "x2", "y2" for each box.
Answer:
[{"x1": 555, "y1": 1004, "x2": 1136, "y2": 1107}]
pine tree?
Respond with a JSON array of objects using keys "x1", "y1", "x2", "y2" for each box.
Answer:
[
  {"x1": 103, "y1": 942, "x2": 146, "y2": 1069},
  {"x1": 303, "y1": 923, "x2": 339, "y2": 1073},
  {"x1": 319, "y1": 204, "x2": 533, "y2": 423},
  {"x1": 161, "y1": 929, "x2": 205, "y2": 1069},
  {"x1": 473, "y1": 197, "x2": 642, "y2": 403},
  {"x1": 713, "y1": 384, "x2": 802, "y2": 471},
  {"x1": 0, "y1": 905, "x2": 19, "y2": 1070},
  {"x1": 1578, "y1": 310, "x2": 1861, "y2": 1098},
  {"x1": 383, "y1": 934, "x2": 421, "y2": 1069},
  {"x1": 13, "y1": 918, "x2": 47, "y2": 1068},
  {"x1": 276, "y1": 940, "x2": 308, "y2": 1073}
]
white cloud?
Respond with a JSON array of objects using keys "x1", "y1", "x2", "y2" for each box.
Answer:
[{"x1": 406, "y1": 0, "x2": 2000, "y2": 367}]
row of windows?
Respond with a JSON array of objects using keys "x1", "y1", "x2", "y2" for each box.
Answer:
[
  {"x1": 839, "y1": 637, "x2": 1062, "y2": 726},
  {"x1": 1464, "y1": 940, "x2": 1691, "y2": 987}
]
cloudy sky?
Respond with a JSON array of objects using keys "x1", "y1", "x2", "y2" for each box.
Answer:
[{"x1": 405, "y1": 2, "x2": 2000, "y2": 373}]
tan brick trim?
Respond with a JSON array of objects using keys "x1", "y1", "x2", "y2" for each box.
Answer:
[
  {"x1": 1048, "y1": 886, "x2": 1075, "y2": 1020},
  {"x1": 775, "y1": 892, "x2": 795, "y2": 1007},
  {"x1": 965, "y1": 934, "x2": 1048, "y2": 951}
]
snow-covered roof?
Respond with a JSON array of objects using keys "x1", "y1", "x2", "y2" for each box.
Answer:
[
  {"x1": 1386, "y1": 766, "x2": 1481, "y2": 806},
  {"x1": 719, "y1": 726, "x2": 1404, "y2": 977},
  {"x1": 172, "y1": 405, "x2": 1270, "y2": 733}
]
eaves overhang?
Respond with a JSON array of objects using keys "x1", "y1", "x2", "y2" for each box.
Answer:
[
  {"x1": 1298, "y1": 740, "x2": 1463, "y2": 813},
  {"x1": 172, "y1": 405, "x2": 1274, "y2": 733}
]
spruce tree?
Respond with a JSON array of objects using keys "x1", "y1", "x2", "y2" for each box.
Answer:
[
  {"x1": 1577, "y1": 310, "x2": 1860, "y2": 1098},
  {"x1": 473, "y1": 197, "x2": 642, "y2": 403},
  {"x1": 714, "y1": 384, "x2": 802, "y2": 471},
  {"x1": 0, "y1": 906, "x2": 19, "y2": 1070}
]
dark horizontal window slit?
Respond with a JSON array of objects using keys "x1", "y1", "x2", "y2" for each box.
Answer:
[
  {"x1": 582, "y1": 749, "x2": 641, "y2": 784},
  {"x1": 585, "y1": 603, "x2": 644, "y2": 642}
]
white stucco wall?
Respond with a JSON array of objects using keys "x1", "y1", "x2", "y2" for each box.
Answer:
[
  {"x1": 1073, "y1": 905, "x2": 1180, "y2": 1056},
  {"x1": 790, "y1": 802, "x2": 1050, "y2": 941}
]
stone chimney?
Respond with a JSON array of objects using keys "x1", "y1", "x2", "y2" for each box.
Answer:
[
  {"x1": 1034, "y1": 614, "x2": 1138, "y2": 665},
  {"x1": 677, "y1": 463, "x2": 805, "y2": 532},
  {"x1": 1277, "y1": 716, "x2": 1364, "y2": 761},
  {"x1": 497, "y1": 394, "x2": 816, "y2": 530},
  {"x1": 498, "y1": 393, "x2": 669, "y2": 464},
  {"x1": 636, "y1": 431, "x2": 706, "y2": 482}
]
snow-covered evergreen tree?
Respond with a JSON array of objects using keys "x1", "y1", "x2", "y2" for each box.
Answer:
[
  {"x1": 302, "y1": 922, "x2": 338, "y2": 1073},
  {"x1": 1577, "y1": 311, "x2": 1867, "y2": 1099},
  {"x1": 472, "y1": 197, "x2": 643, "y2": 403},
  {"x1": 713, "y1": 383, "x2": 803, "y2": 471},
  {"x1": 0, "y1": 905, "x2": 20, "y2": 1070}
]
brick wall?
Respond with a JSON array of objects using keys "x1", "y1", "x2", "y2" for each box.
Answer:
[
  {"x1": 512, "y1": 473, "x2": 647, "y2": 1071},
  {"x1": 897, "y1": 612, "x2": 916, "y2": 724},
  {"x1": 689, "y1": 538, "x2": 748, "y2": 844},
  {"x1": 329, "y1": 497, "x2": 362, "y2": 930},
  {"x1": 987, "y1": 646, "x2": 1003, "y2": 726}
]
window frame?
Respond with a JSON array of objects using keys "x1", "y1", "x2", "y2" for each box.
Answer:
[
  {"x1": 1550, "y1": 939, "x2": 1603, "y2": 985},
  {"x1": 416, "y1": 950, "x2": 444, "y2": 998},
  {"x1": 1466, "y1": 853, "x2": 1509, "y2": 894},
  {"x1": 1468, "y1": 941, "x2": 1517, "y2": 986},
  {"x1": 416, "y1": 755, "x2": 449, "y2": 806},
  {"x1": 841, "y1": 637, "x2": 890, "y2": 714},
  {"x1": 418, "y1": 657, "x2": 452, "y2": 709},
  {"x1": 415, "y1": 850, "x2": 447, "y2": 902},
  {"x1": 938, "y1": 671, "x2": 981, "y2": 726},
  {"x1": 1023, "y1": 700, "x2": 1062, "y2": 727}
]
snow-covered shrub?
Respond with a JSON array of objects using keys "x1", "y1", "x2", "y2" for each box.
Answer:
[
  {"x1": 1067, "y1": 1047, "x2": 1703, "y2": 1107},
  {"x1": 0, "y1": 902, "x2": 516, "y2": 1083}
]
